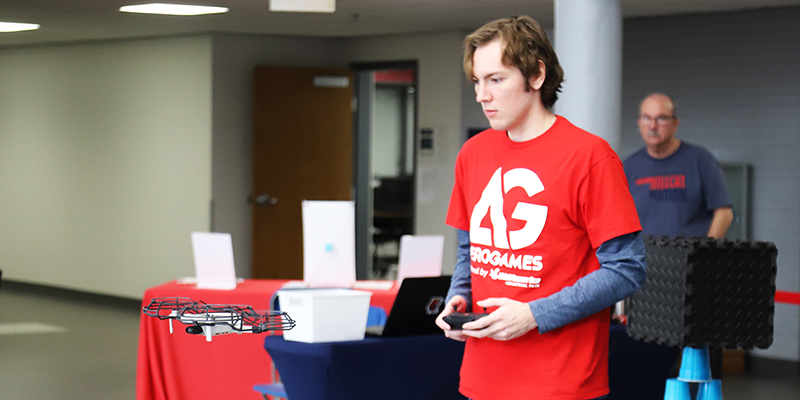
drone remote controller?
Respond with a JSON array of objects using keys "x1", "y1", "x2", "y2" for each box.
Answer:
[{"x1": 444, "y1": 312, "x2": 488, "y2": 330}]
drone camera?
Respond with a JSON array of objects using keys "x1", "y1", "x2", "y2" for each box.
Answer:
[{"x1": 186, "y1": 325, "x2": 204, "y2": 335}]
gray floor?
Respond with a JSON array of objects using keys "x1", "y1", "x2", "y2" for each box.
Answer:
[
  {"x1": 1, "y1": 286, "x2": 799, "y2": 400},
  {"x1": 0, "y1": 286, "x2": 140, "y2": 400}
]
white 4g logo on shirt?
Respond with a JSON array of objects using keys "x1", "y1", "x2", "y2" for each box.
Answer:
[{"x1": 470, "y1": 167, "x2": 548, "y2": 250}]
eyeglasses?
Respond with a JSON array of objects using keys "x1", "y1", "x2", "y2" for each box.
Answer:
[{"x1": 639, "y1": 115, "x2": 675, "y2": 125}]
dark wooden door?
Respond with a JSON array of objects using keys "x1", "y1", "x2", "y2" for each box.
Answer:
[{"x1": 251, "y1": 66, "x2": 353, "y2": 279}]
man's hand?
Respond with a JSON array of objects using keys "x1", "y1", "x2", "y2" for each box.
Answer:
[
  {"x1": 459, "y1": 298, "x2": 538, "y2": 341},
  {"x1": 435, "y1": 295, "x2": 469, "y2": 342}
]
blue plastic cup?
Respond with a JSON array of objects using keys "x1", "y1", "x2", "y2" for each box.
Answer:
[
  {"x1": 663, "y1": 378, "x2": 691, "y2": 400},
  {"x1": 678, "y1": 346, "x2": 713, "y2": 382},
  {"x1": 697, "y1": 379, "x2": 723, "y2": 400}
]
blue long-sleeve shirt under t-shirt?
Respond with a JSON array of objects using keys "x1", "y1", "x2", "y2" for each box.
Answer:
[{"x1": 445, "y1": 229, "x2": 646, "y2": 333}]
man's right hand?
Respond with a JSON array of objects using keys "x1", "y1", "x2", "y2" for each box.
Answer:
[{"x1": 435, "y1": 295, "x2": 469, "y2": 342}]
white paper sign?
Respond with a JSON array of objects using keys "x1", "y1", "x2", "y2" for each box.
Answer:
[
  {"x1": 302, "y1": 200, "x2": 357, "y2": 288},
  {"x1": 191, "y1": 232, "x2": 238, "y2": 290},
  {"x1": 397, "y1": 235, "x2": 445, "y2": 284}
]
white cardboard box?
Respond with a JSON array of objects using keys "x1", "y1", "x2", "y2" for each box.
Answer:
[{"x1": 277, "y1": 289, "x2": 372, "y2": 343}]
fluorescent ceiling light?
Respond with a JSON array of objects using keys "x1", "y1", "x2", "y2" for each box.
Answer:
[
  {"x1": 0, "y1": 22, "x2": 40, "y2": 32},
  {"x1": 270, "y1": 0, "x2": 335, "y2": 13},
  {"x1": 120, "y1": 3, "x2": 229, "y2": 16}
]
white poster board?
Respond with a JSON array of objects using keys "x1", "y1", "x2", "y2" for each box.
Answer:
[
  {"x1": 191, "y1": 232, "x2": 238, "y2": 290},
  {"x1": 396, "y1": 235, "x2": 444, "y2": 284},
  {"x1": 302, "y1": 200, "x2": 357, "y2": 288}
]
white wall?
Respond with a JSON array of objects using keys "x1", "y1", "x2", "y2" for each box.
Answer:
[
  {"x1": 0, "y1": 36, "x2": 214, "y2": 299},
  {"x1": 618, "y1": 8, "x2": 800, "y2": 362},
  {"x1": 341, "y1": 32, "x2": 466, "y2": 274},
  {"x1": 0, "y1": 31, "x2": 465, "y2": 297}
]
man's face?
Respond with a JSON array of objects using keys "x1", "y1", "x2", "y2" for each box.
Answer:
[
  {"x1": 472, "y1": 40, "x2": 538, "y2": 133},
  {"x1": 638, "y1": 95, "x2": 679, "y2": 148}
]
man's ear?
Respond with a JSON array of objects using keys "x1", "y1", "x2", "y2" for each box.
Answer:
[{"x1": 529, "y1": 60, "x2": 546, "y2": 91}]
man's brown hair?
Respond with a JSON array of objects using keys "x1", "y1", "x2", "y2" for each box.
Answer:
[{"x1": 464, "y1": 15, "x2": 564, "y2": 108}]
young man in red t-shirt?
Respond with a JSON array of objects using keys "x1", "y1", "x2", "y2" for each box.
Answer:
[{"x1": 435, "y1": 16, "x2": 646, "y2": 400}]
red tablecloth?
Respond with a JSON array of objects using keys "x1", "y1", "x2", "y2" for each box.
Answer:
[{"x1": 136, "y1": 279, "x2": 398, "y2": 400}]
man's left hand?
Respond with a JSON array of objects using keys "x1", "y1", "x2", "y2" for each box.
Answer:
[{"x1": 459, "y1": 298, "x2": 538, "y2": 341}]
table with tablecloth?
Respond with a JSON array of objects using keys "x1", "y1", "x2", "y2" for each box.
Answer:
[
  {"x1": 262, "y1": 323, "x2": 676, "y2": 400},
  {"x1": 135, "y1": 279, "x2": 398, "y2": 400},
  {"x1": 263, "y1": 334, "x2": 466, "y2": 400}
]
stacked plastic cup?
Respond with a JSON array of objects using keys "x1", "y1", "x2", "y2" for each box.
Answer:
[
  {"x1": 678, "y1": 347, "x2": 713, "y2": 383},
  {"x1": 663, "y1": 346, "x2": 722, "y2": 400},
  {"x1": 697, "y1": 379, "x2": 723, "y2": 400},
  {"x1": 663, "y1": 378, "x2": 691, "y2": 400}
]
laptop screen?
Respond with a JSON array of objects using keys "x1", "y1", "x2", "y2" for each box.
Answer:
[{"x1": 379, "y1": 276, "x2": 452, "y2": 337}]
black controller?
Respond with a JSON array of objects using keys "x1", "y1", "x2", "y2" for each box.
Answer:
[{"x1": 443, "y1": 312, "x2": 488, "y2": 330}]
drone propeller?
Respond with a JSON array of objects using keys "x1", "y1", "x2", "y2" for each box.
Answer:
[{"x1": 143, "y1": 297, "x2": 203, "y2": 318}]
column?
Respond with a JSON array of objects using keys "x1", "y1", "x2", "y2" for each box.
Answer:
[{"x1": 553, "y1": 0, "x2": 623, "y2": 150}]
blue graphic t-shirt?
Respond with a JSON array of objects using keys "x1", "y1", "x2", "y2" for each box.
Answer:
[{"x1": 623, "y1": 142, "x2": 732, "y2": 237}]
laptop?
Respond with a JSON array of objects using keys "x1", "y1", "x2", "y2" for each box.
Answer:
[{"x1": 366, "y1": 276, "x2": 452, "y2": 337}]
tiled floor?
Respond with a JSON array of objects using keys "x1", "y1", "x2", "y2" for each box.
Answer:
[{"x1": 1, "y1": 285, "x2": 798, "y2": 400}]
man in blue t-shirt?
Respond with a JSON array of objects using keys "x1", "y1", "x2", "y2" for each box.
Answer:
[
  {"x1": 623, "y1": 93, "x2": 733, "y2": 382},
  {"x1": 624, "y1": 93, "x2": 733, "y2": 239}
]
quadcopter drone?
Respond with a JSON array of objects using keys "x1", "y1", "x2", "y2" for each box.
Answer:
[{"x1": 143, "y1": 297, "x2": 295, "y2": 342}]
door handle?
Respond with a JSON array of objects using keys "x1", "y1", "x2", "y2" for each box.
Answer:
[{"x1": 251, "y1": 194, "x2": 278, "y2": 206}]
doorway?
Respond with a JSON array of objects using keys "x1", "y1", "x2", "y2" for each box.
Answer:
[{"x1": 352, "y1": 61, "x2": 419, "y2": 280}]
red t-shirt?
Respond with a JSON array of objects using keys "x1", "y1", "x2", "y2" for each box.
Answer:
[{"x1": 446, "y1": 116, "x2": 641, "y2": 400}]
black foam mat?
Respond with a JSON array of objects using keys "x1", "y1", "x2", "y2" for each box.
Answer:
[{"x1": 627, "y1": 235, "x2": 776, "y2": 349}]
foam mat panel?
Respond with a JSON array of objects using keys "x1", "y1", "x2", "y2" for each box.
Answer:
[{"x1": 627, "y1": 235, "x2": 776, "y2": 349}]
